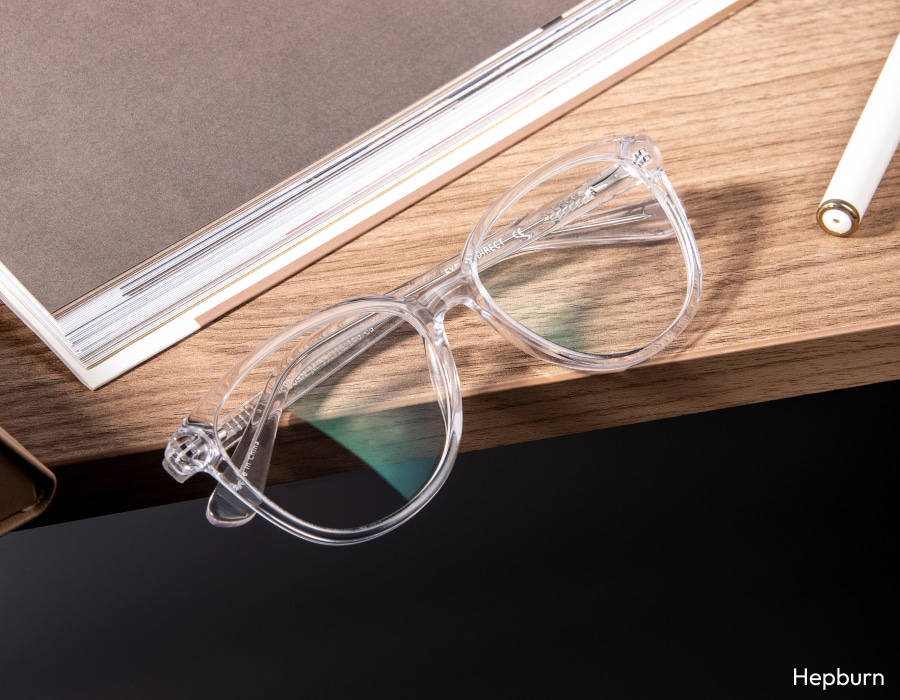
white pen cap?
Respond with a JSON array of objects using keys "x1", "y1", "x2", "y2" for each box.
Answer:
[{"x1": 818, "y1": 31, "x2": 900, "y2": 236}]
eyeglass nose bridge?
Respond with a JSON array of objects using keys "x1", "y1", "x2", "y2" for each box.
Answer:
[{"x1": 412, "y1": 259, "x2": 484, "y2": 319}]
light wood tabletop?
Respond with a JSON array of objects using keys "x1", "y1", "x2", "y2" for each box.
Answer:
[{"x1": 2, "y1": 0, "x2": 899, "y2": 524}]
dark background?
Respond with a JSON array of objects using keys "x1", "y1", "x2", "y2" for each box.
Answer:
[{"x1": 1, "y1": 380, "x2": 897, "y2": 698}]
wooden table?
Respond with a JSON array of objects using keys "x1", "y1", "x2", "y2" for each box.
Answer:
[{"x1": 2, "y1": 0, "x2": 898, "y2": 525}]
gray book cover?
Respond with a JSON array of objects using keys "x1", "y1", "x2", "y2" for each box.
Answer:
[{"x1": 1, "y1": 0, "x2": 569, "y2": 313}]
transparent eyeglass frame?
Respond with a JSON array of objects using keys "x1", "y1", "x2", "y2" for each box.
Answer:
[{"x1": 164, "y1": 135, "x2": 702, "y2": 544}]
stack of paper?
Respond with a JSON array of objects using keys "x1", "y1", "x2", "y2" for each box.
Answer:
[{"x1": 0, "y1": 0, "x2": 750, "y2": 388}]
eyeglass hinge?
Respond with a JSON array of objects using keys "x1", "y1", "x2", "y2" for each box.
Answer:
[
  {"x1": 631, "y1": 147, "x2": 652, "y2": 168},
  {"x1": 163, "y1": 421, "x2": 221, "y2": 483}
]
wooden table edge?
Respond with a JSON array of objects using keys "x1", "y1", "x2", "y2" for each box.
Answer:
[{"x1": 29, "y1": 318, "x2": 900, "y2": 527}]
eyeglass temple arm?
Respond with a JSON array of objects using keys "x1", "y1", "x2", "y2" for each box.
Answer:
[
  {"x1": 215, "y1": 190, "x2": 669, "y2": 446},
  {"x1": 237, "y1": 167, "x2": 665, "y2": 423},
  {"x1": 389, "y1": 182, "x2": 671, "y2": 301},
  {"x1": 224, "y1": 168, "x2": 656, "y2": 421}
]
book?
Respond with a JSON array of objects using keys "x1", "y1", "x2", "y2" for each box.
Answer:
[{"x1": 0, "y1": 0, "x2": 751, "y2": 389}]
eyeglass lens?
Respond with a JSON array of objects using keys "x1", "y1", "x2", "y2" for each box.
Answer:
[
  {"x1": 217, "y1": 314, "x2": 448, "y2": 530},
  {"x1": 476, "y1": 159, "x2": 689, "y2": 357}
]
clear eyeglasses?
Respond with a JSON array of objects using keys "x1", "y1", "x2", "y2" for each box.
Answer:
[{"x1": 164, "y1": 135, "x2": 701, "y2": 544}]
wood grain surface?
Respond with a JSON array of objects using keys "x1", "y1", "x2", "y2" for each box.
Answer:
[{"x1": 2, "y1": 0, "x2": 899, "y2": 524}]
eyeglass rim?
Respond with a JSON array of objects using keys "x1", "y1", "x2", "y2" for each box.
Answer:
[
  {"x1": 165, "y1": 135, "x2": 701, "y2": 543},
  {"x1": 169, "y1": 297, "x2": 464, "y2": 544},
  {"x1": 458, "y1": 135, "x2": 702, "y2": 370}
]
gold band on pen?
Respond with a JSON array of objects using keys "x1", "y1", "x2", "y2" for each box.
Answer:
[{"x1": 816, "y1": 199, "x2": 860, "y2": 237}]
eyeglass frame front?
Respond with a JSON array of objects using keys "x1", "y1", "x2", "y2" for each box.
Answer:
[{"x1": 163, "y1": 135, "x2": 702, "y2": 544}]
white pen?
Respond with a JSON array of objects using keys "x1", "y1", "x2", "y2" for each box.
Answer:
[{"x1": 817, "y1": 31, "x2": 900, "y2": 236}]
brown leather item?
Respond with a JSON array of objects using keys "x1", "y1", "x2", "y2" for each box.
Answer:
[{"x1": 0, "y1": 426, "x2": 56, "y2": 535}]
